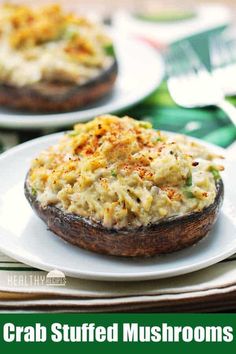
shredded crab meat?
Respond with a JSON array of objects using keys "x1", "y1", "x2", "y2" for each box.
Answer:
[{"x1": 28, "y1": 115, "x2": 224, "y2": 229}]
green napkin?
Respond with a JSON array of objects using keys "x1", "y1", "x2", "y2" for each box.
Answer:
[{"x1": 127, "y1": 82, "x2": 236, "y2": 148}]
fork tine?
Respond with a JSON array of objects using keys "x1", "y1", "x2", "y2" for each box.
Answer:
[
  {"x1": 209, "y1": 33, "x2": 236, "y2": 96},
  {"x1": 178, "y1": 41, "x2": 206, "y2": 72},
  {"x1": 210, "y1": 34, "x2": 236, "y2": 69},
  {"x1": 165, "y1": 37, "x2": 236, "y2": 126},
  {"x1": 165, "y1": 40, "x2": 224, "y2": 109},
  {"x1": 165, "y1": 50, "x2": 177, "y2": 78},
  {"x1": 172, "y1": 45, "x2": 191, "y2": 73},
  {"x1": 165, "y1": 42, "x2": 197, "y2": 78},
  {"x1": 209, "y1": 34, "x2": 223, "y2": 68},
  {"x1": 165, "y1": 48, "x2": 185, "y2": 78}
]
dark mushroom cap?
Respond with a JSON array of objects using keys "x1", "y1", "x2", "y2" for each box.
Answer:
[{"x1": 24, "y1": 177, "x2": 224, "y2": 257}]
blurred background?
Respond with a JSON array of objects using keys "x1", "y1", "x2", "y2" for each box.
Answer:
[
  {"x1": 1, "y1": 0, "x2": 235, "y2": 15},
  {"x1": 0, "y1": 0, "x2": 236, "y2": 150}
]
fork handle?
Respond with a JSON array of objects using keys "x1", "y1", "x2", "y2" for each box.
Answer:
[{"x1": 217, "y1": 99, "x2": 236, "y2": 127}]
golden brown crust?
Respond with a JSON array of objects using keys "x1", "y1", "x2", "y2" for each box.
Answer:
[
  {"x1": 24, "y1": 177, "x2": 224, "y2": 257},
  {"x1": 0, "y1": 60, "x2": 118, "y2": 112}
]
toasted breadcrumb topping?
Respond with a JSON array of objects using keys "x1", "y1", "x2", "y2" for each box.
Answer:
[
  {"x1": 0, "y1": 3, "x2": 114, "y2": 86},
  {"x1": 28, "y1": 115, "x2": 223, "y2": 229}
]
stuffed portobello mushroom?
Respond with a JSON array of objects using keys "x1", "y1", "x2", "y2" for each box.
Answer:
[
  {"x1": 0, "y1": 4, "x2": 118, "y2": 112},
  {"x1": 25, "y1": 115, "x2": 224, "y2": 257}
]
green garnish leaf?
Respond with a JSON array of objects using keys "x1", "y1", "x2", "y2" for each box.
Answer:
[
  {"x1": 186, "y1": 173, "x2": 192, "y2": 187},
  {"x1": 156, "y1": 137, "x2": 162, "y2": 142},
  {"x1": 209, "y1": 166, "x2": 221, "y2": 180},
  {"x1": 111, "y1": 170, "x2": 117, "y2": 177},
  {"x1": 104, "y1": 43, "x2": 115, "y2": 57},
  {"x1": 183, "y1": 190, "x2": 195, "y2": 199},
  {"x1": 68, "y1": 131, "x2": 79, "y2": 137},
  {"x1": 31, "y1": 187, "x2": 37, "y2": 197},
  {"x1": 139, "y1": 121, "x2": 152, "y2": 129}
]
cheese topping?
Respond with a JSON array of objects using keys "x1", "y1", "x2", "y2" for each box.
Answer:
[
  {"x1": 28, "y1": 115, "x2": 223, "y2": 229},
  {"x1": 0, "y1": 4, "x2": 114, "y2": 86}
]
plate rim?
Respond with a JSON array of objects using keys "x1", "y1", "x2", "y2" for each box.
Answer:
[
  {"x1": 0, "y1": 234, "x2": 236, "y2": 281},
  {"x1": 0, "y1": 132, "x2": 235, "y2": 281}
]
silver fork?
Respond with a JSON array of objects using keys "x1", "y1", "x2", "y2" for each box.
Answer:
[
  {"x1": 210, "y1": 33, "x2": 236, "y2": 97},
  {"x1": 165, "y1": 42, "x2": 236, "y2": 126}
]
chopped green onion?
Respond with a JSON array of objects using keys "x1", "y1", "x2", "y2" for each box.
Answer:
[
  {"x1": 139, "y1": 121, "x2": 152, "y2": 129},
  {"x1": 111, "y1": 170, "x2": 117, "y2": 177},
  {"x1": 104, "y1": 43, "x2": 115, "y2": 57},
  {"x1": 183, "y1": 190, "x2": 195, "y2": 199},
  {"x1": 186, "y1": 173, "x2": 192, "y2": 187},
  {"x1": 209, "y1": 166, "x2": 221, "y2": 180},
  {"x1": 68, "y1": 131, "x2": 79, "y2": 137},
  {"x1": 156, "y1": 137, "x2": 162, "y2": 142},
  {"x1": 31, "y1": 187, "x2": 37, "y2": 197}
]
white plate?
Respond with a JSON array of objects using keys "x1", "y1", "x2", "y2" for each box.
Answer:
[
  {"x1": 0, "y1": 133, "x2": 235, "y2": 281},
  {"x1": 0, "y1": 37, "x2": 164, "y2": 130}
]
